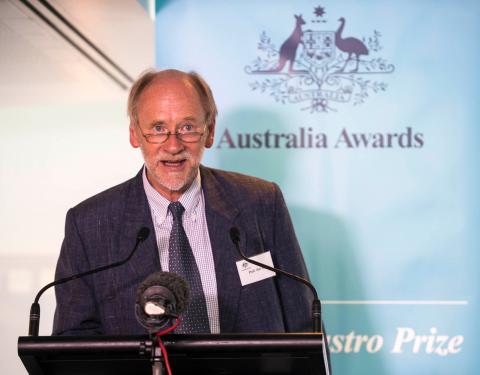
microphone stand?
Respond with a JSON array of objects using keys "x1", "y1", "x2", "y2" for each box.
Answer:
[
  {"x1": 139, "y1": 336, "x2": 165, "y2": 375},
  {"x1": 229, "y1": 227, "x2": 331, "y2": 375},
  {"x1": 28, "y1": 227, "x2": 150, "y2": 336},
  {"x1": 229, "y1": 228, "x2": 321, "y2": 333},
  {"x1": 151, "y1": 337, "x2": 165, "y2": 375},
  {"x1": 147, "y1": 318, "x2": 180, "y2": 375}
]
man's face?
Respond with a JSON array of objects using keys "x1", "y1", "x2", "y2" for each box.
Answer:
[{"x1": 129, "y1": 76, "x2": 215, "y2": 201}]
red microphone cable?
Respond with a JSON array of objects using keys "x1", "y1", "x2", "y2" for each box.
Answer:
[{"x1": 155, "y1": 318, "x2": 181, "y2": 375}]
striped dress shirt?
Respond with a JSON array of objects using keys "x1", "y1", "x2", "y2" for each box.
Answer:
[{"x1": 142, "y1": 167, "x2": 220, "y2": 333}]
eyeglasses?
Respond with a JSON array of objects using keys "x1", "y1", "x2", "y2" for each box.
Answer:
[{"x1": 141, "y1": 125, "x2": 207, "y2": 144}]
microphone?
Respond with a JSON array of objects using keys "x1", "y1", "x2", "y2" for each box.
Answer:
[
  {"x1": 135, "y1": 272, "x2": 190, "y2": 332},
  {"x1": 230, "y1": 227, "x2": 332, "y2": 375},
  {"x1": 229, "y1": 227, "x2": 322, "y2": 333},
  {"x1": 28, "y1": 227, "x2": 150, "y2": 336}
]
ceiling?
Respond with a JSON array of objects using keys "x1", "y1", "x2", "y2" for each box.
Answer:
[{"x1": 0, "y1": 0, "x2": 154, "y2": 105}]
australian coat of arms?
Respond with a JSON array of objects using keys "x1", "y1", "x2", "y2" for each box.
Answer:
[{"x1": 245, "y1": 6, "x2": 395, "y2": 113}]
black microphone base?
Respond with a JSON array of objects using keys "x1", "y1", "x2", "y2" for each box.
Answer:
[{"x1": 28, "y1": 302, "x2": 40, "y2": 337}]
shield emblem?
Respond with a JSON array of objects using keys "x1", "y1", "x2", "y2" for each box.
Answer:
[{"x1": 300, "y1": 30, "x2": 335, "y2": 67}]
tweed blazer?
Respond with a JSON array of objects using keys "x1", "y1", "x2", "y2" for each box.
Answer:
[{"x1": 53, "y1": 165, "x2": 312, "y2": 335}]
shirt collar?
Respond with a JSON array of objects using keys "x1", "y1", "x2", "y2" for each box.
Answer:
[{"x1": 142, "y1": 166, "x2": 201, "y2": 224}]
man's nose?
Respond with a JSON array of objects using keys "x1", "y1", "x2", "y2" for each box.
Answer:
[{"x1": 162, "y1": 133, "x2": 185, "y2": 153}]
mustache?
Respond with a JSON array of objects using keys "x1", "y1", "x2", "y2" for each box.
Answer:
[{"x1": 156, "y1": 151, "x2": 193, "y2": 161}]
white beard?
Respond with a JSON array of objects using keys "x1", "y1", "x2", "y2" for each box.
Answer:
[{"x1": 143, "y1": 147, "x2": 204, "y2": 193}]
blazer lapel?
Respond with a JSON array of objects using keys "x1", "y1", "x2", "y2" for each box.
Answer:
[
  {"x1": 118, "y1": 169, "x2": 160, "y2": 286},
  {"x1": 200, "y1": 166, "x2": 243, "y2": 332}
]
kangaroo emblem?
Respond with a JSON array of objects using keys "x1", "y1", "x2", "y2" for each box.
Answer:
[{"x1": 257, "y1": 14, "x2": 307, "y2": 74}]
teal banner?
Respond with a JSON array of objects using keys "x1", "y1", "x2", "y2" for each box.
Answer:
[{"x1": 156, "y1": 1, "x2": 479, "y2": 373}]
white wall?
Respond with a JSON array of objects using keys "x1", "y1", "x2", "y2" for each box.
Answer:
[{"x1": 0, "y1": 1, "x2": 154, "y2": 373}]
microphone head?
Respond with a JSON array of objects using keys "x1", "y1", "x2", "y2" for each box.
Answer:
[
  {"x1": 229, "y1": 227, "x2": 241, "y2": 244},
  {"x1": 137, "y1": 227, "x2": 150, "y2": 241},
  {"x1": 135, "y1": 272, "x2": 190, "y2": 332}
]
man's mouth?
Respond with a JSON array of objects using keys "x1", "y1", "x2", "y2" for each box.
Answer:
[{"x1": 161, "y1": 159, "x2": 186, "y2": 168}]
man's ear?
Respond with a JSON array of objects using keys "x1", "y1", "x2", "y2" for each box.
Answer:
[
  {"x1": 204, "y1": 121, "x2": 215, "y2": 148},
  {"x1": 129, "y1": 123, "x2": 141, "y2": 148}
]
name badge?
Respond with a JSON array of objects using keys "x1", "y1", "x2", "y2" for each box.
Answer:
[{"x1": 236, "y1": 251, "x2": 276, "y2": 286}]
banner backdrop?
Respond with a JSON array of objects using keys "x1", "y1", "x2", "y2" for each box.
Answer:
[{"x1": 155, "y1": 1, "x2": 479, "y2": 373}]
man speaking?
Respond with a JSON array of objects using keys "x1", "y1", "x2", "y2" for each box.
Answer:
[{"x1": 53, "y1": 69, "x2": 313, "y2": 335}]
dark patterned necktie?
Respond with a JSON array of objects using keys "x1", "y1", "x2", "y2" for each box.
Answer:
[{"x1": 168, "y1": 201, "x2": 210, "y2": 333}]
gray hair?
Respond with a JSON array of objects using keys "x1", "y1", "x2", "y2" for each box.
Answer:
[{"x1": 127, "y1": 69, "x2": 218, "y2": 127}]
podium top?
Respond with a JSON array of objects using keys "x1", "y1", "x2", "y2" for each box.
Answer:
[{"x1": 18, "y1": 333, "x2": 326, "y2": 375}]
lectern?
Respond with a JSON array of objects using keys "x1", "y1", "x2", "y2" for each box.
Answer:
[{"x1": 18, "y1": 333, "x2": 327, "y2": 375}]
